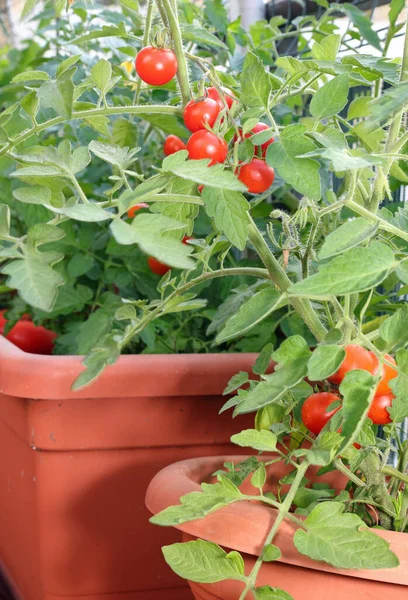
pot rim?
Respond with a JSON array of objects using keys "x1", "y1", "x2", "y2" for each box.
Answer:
[
  {"x1": 0, "y1": 336, "x2": 259, "y2": 400},
  {"x1": 145, "y1": 455, "x2": 408, "y2": 587}
]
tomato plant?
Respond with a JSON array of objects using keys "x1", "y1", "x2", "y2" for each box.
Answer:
[
  {"x1": 237, "y1": 159, "x2": 275, "y2": 193},
  {"x1": 135, "y1": 46, "x2": 178, "y2": 86},
  {"x1": 236, "y1": 123, "x2": 274, "y2": 157}
]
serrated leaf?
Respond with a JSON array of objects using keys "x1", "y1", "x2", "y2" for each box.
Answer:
[
  {"x1": 251, "y1": 465, "x2": 267, "y2": 488},
  {"x1": 1, "y1": 255, "x2": 64, "y2": 311},
  {"x1": 389, "y1": 349, "x2": 408, "y2": 422},
  {"x1": 61, "y1": 204, "x2": 112, "y2": 222},
  {"x1": 293, "y1": 432, "x2": 343, "y2": 467},
  {"x1": 89, "y1": 140, "x2": 139, "y2": 170},
  {"x1": 254, "y1": 586, "x2": 294, "y2": 600},
  {"x1": 231, "y1": 429, "x2": 277, "y2": 452},
  {"x1": 12, "y1": 70, "x2": 50, "y2": 83},
  {"x1": 253, "y1": 343, "x2": 274, "y2": 375},
  {"x1": 91, "y1": 59, "x2": 112, "y2": 94},
  {"x1": 167, "y1": 159, "x2": 246, "y2": 191},
  {"x1": 202, "y1": 187, "x2": 249, "y2": 250},
  {"x1": 223, "y1": 371, "x2": 249, "y2": 395},
  {"x1": 56, "y1": 55, "x2": 82, "y2": 79},
  {"x1": 318, "y1": 218, "x2": 378, "y2": 260},
  {"x1": 20, "y1": 91, "x2": 40, "y2": 121},
  {"x1": 310, "y1": 74, "x2": 349, "y2": 120},
  {"x1": 262, "y1": 545, "x2": 281, "y2": 563},
  {"x1": 294, "y1": 502, "x2": 399, "y2": 569},
  {"x1": 162, "y1": 541, "x2": 246, "y2": 584},
  {"x1": 266, "y1": 124, "x2": 321, "y2": 200},
  {"x1": 240, "y1": 51, "x2": 271, "y2": 108},
  {"x1": 307, "y1": 345, "x2": 346, "y2": 381},
  {"x1": 311, "y1": 34, "x2": 341, "y2": 61},
  {"x1": 37, "y1": 77, "x2": 74, "y2": 119},
  {"x1": 338, "y1": 370, "x2": 377, "y2": 453},
  {"x1": 182, "y1": 24, "x2": 228, "y2": 50},
  {"x1": 347, "y1": 95, "x2": 371, "y2": 120},
  {"x1": 289, "y1": 242, "x2": 395, "y2": 297},
  {"x1": 389, "y1": 0, "x2": 405, "y2": 28},
  {"x1": 217, "y1": 287, "x2": 283, "y2": 343},
  {"x1": 380, "y1": 307, "x2": 408, "y2": 349},
  {"x1": 341, "y1": 3, "x2": 382, "y2": 51}
]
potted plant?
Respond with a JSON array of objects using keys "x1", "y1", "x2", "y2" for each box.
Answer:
[
  {"x1": 1, "y1": 1, "x2": 408, "y2": 600},
  {"x1": 144, "y1": 1, "x2": 408, "y2": 599}
]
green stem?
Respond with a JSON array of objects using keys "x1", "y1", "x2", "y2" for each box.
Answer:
[
  {"x1": 333, "y1": 458, "x2": 365, "y2": 488},
  {"x1": 248, "y1": 219, "x2": 327, "y2": 342},
  {"x1": 0, "y1": 105, "x2": 181, "y2": 156},
  {"x1": 346, "y1": 199, "x2": 408, "y2": 243},
  {"x1": 382, "y1": 466, "x2": 408, "y2": 486},
  {"x1": 368, "y1": 14, "x2": 408, "y2": 212},
  {"x1": 70, "y1": 176, "x2": 89, "y2": 203},
  {"x1": 239, "y1": 461, "x2": 310, "y2": 599},
  {"x1": 159, "y1": 0, "x2": 191, "y2": 106}
]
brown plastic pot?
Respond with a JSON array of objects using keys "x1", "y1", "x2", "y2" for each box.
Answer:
[
  {"x1": 146, "y1": 455, "x2": 408, "y2": 600},
  {"x1": 0, "y1": 336, "x2": 260, "y2": 600}
]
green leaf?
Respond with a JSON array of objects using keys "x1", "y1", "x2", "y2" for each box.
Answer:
[
  {"x1": 389, "y1": 0, "x2": 405, "y2": 28},
  {"x1": 182, "y1": 24, "x2": 228, "y2": 50},
  {"x1": 367, "y1": 81, "x2": 408, "y2": 128},
  {"x1": 141, "y1": 113, "x2": 189, "y2": 138},
  {"x1": 202, "y1": 187, "x2": 249, "y2": 250},
  {"x1": 233, "y1": 337, "x2": 312, "y2": 415},
  {"x1": 162, "y1": 540, "x2": 246, "y2": 584},
  {"x1": 347, "y1": 95, "x2": 371, "y2": 120},
  {"x1": 61, "y1": 204, "x2": 112, "y2": 222},
  {"x1": 318, "y1": 218, "x2": 378, "y2": 260},
  {"x1": 289, "y1": 242, "x2": 396, "y2": 297},
  {"x1": 251, "y1": 465, "x2": 267, "y2": 488},
  {"x1": 311, "y1": 35, "x2": 341, "y2": 61},
  {"x1": 302, "y1": 147, "x2": 383, "y2": 172},
  {"x1": 254, "y1": 586, "x2": 294, "y2": 600},
  {"x1": 293, "y1": 432, "x2": 343, "y2": 467},
  {"x1": 380, "y1": 307, "x2": 408, "y2": 350},
  {"x1": 167, "y1": 158, "x2": 246, "y2": 191},
  {"x1": 91, "y1": 59, "x2": 112, "y2": 95},
  {"x1": 389, "y1": 349, "x2": 408, "y2": 422},
  {"x1": 217, "y1": 287, "x2": 283, "y2": 343},
  {"x1": 338, "y1": 370, "x2": 377, "y2": 453},
  {"x1": 294, "y1": 502, "x2": 399, "y2": 569},
  {"x1": 72, "y1": 334, "x2": 121, "y2": 389},
  {"x1": 223, "y1": 371, "x2": 249, "y2": 395},
  {"x1": 37, "y1": 77, "x2": 74, "y2": 119},
  {"x1": 253, "y1": 343, "x2": 274, "y2": 376},
  {"x1": 1, "y1": 255, "x2": 64, "y2": 311},
  {"x1": 240, "y1": 52, "x2": 271, "y2": 108},
  {"x1": 231, "y1": 429, "x2": 277, "y2": 452},
  {"x1": 20, "y1": 91, "x2": 40, "y2": 121},
  {"x1": 77, "y1": 310, "x2": 113, "y2": 355},
  {"x1": 151, "y1": 479, "x2": 242, "y2": 527},
  {"x1": 310, "y1": 74, "x2": 349, "y2": 120},
  {"x1": 266, "y1": 125, "x2": 321, "y2": 200},
  {"x1": 0, "y1": 205, "x2": 11, "y2": 238},
  {"x1": 71, "y1": 23, "x2": 134, "y2": 45},
  {"x1": 89, "y1": 140, "x2": 140, "y2": 170},
  {"x1": 341, "y1": 4, "x2": 382, "y2": 51},
  {"x1": 27, "y1": 224, "x2": 65, "y2": 247},
  {"x1": 12, "y1": 70, "x2": 50, "y2": 83},
  {"x1": 56, "y1": 55, "x2": 82, "y2": 79},
  {"x1": 307, "y1": 345, "x2": 346, "y2": 381},
  {"x1": 204, "y1": 0, "x2": 228, "y2": 33},
  {"x1": 21, "y1": 0, "x2": 36, "y2": 18},
  {"x1": 67, "y1": 253, "x2": 95, "y2": 278},
  {"x1": 261, "y1": 546, "x2": 281, "y2": 563}
]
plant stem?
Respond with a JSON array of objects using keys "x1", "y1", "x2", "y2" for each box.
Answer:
[
  {"x1": 333, "y1": 458, "x2": 365, "y2": 488},
  {"x1": 0, "y1": 105, "x2": 181, "y2": 156},
  {"x1": 159, "y1": 0, "x2": 191, "y2": 106},
  {"x1": 368, "y1": 14, "x2": 408, "y2": 212},
  {"x1": 238, "y1": 461, "x2": 310, "y2": 599},
  {"x1": 346, "y1": 199, "x2": 408, "y2": 243},
  {"x1": 248, "y1": 219, "x2": 327, "y2": 342}
]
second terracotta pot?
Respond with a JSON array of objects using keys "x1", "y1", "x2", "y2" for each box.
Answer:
[{"x1": 146, "y1": 455, "x2": 408, "y2": 600}]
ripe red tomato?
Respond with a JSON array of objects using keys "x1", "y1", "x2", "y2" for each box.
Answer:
[
  {"x1": 197, "y1": 185, "x2": 204, "y2": 194},
  {"x1": 370, "y1": 353, "x2": 398, "y2": 395},
  {"x1": 368, "y1": 393, "x2": 393, "y2": 425},
  {"x1": 182, "y1": 236, "x2": 193, "y2": 244},
  {"x1": 328, "y1": 345, "x2": 376, "y2": 385},
  {"x1": 148, "y1": 256, "x2": 170, "y2": 276},
  {"x1": 235, "y1": 123, "x2": 274, "y2": 157},
  {"x1": 127, "y1": 203, "x2": 149, "y2": 219},
  {"x1": 163, "y1": 135, "x2": 186, "y2": 156},
  {"x1": 187, "y1": 130, "x2": 228, "y2": 165},
  {"x1": 0, "y1": 309, "x2": 6, "y2": 332},
  {"x1": 236, "y1": 158, "x2": 275, "y2": 194},
  {"x1": 3, "y1": 320, "x2": 56, "y2": 354},
  {"x1": 206, "y1": 86, "x2": 234, "y2": 109},
  {"x1": 301, "y1": 392, "x2": 341, "y2": 435},
  {"x1": 135, "y1": 46, "x2": 178, "y2": 86},
  {"x1": 183, "y1": 98, "x2": 221, "y2": 133}
]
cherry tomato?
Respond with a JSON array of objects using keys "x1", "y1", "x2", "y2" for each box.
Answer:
[
  {"x1": 370, "y1": 353, "x2": 398, "y2": 396},
  {"x1": 236, "y1": 158, "x2": 275, "y2": 194},
  {"x1": 206, "y1": 86, "x2": 234, "y2": 109},
  {"x1": 301, "y1": 392, "x2": 341, "y2": 435},
  {"x1": 328, "y1": 344, "x2": 376, "y2": 385},
  {"x1": 368, "y1": 393, "x2": 393, "y2": 425},
  {"x1": 163, "y1": 135, "x2": 186, "y2": 156},
  {"x1": 183, "y1": 98, "x2": 220, "y2": 133},
  {"x1": 235, "y1": 123, "x2": 274, "y2": 157},
  {"x1": 182, "y1": 236, "x2": 193, "y2": 244},
  {"x1": 0, "y1": 309, "x2": 6, "y2": 332},
  {"x1": 197, "y1": 185, "x2": 204, "y2": 194},
  {"x1": 187, "y1": 130, "x2": 228, "y2": 165},
  {"x1": 148, "y1": 256, "x2": 170, "y2": 276},
  {"x1": 135, "y1": 46, "x2": 178, "y2": 86},
  {"x1": 127, "y1": 203, "x2": 149, "y2": 219},
  {"x1": 3, "y1": 320, "x2": 56, "y2": 354}
]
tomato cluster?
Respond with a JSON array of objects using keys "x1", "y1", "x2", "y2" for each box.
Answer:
[
  {"x1": 0, "y1": 310, "x2": 56, "y2": 355},
  {"x1": 301, "y1": 345, "x2": 398, "y2": 438}
]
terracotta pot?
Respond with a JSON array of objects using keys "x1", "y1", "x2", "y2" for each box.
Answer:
[
  {"x1": 0, "y1": 336, "x2": 260, "y2": 600},
  {"x1": 146, "y1": 456, "x2": 408, "y2": 600}
]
